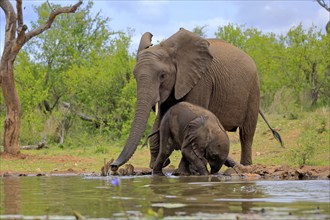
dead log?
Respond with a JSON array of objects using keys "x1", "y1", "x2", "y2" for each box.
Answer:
[
  {"x1": 20, "y1": 137, "x2": 47, "y2": 150},
  {"x1": 61, "y1": 102, "x2": 108, "y2": 128}
]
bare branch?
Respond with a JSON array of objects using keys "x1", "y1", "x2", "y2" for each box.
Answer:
[
  {"x1": 24, "y1": 0, "x2": 83, "y2": 43},
  {"x1": 46, "y1": 0, "x2": 54, "y2": 11},
  {"x1": 316, "y1": 0, "x2": 330, "y2": 12},
  {"x1": 16, "y1": 0, "x2": 23, "y2": 29},
  {"x1": 12, "y1": 24, "x2": 27, "y2": 55}
]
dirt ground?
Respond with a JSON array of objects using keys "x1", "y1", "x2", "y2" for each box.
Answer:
[
  {"x1": 223, "y1": 164, "x2": 330, "y2": 180},
  {"x1": 1, "y1": 152, "x2": 329, "y2": 180}
]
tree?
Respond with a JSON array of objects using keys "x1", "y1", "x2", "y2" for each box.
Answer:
[
  {"x1": 215, "y1": 23, "x2": 248, "y2": 49},
  {"x1": 0, "y1": 0, "x2": 82, "y2": 155},
  {"x1": 315, "y1": 0, "x2": 330, "y2": 33},
  {"x1": 24, "y1": 1, "x2": 112, "y2": 114},
  {"x1": 192, "y1": 25, "x2": 208, "y2": 38},
  {"x1": 283, "y1": 24, "x2": 329, "y2": 106}
]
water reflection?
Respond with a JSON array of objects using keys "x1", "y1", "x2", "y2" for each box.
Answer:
[
  {"x1": 147, "y1": 176, "x2": 264, "y2": 215},
  {"x1": 0, "y1": 175, "x2": 329, "y2": 219},
  {"x1": 1, "y1": 177, "x2": 21, "y2": 214}
]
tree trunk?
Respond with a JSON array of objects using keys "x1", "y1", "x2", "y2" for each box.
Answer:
[
  {"x1": 0, "y1": 0, "x2": 82, "y2": 155},
  {"x1": 2, "y1": 65, "x2": 21, "y2": 154},
  {"x1": 1, "y1": 58, "x2": 21, "y2": 155},
  {"x1": 0, "y1": 54, "x2": 21, "y2": 155}
]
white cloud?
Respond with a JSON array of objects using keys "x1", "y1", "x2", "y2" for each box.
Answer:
[
  {"x1": 233, "y1": 1, "x2": 329, "y2": 35},
  {"x1": 1, "y1": 1, "x2": 329, "y2": 55},
  {"x1": 136, "y1": 1, "x2": 170, "y2": 23}
]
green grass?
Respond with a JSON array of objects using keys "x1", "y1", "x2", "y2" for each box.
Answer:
[{"x1": 0, "y1": 108, "x2": 329, "y2": 174}]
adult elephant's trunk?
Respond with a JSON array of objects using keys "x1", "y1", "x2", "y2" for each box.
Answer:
[{"x1": 111, "y1": 85, "x2": 155, "y2": 171}]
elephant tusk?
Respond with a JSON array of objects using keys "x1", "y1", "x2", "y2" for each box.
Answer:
[{"x1": 155, "y1": 102, "x2": 159, "y2": 116}]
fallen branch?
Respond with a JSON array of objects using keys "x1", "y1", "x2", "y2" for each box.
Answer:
[
  {"x1": 62, "y1": 102, "x2": 108, "y2": 128},
  {"x1": 20, "y1": 137, "x2": 47, "y2": 150}
]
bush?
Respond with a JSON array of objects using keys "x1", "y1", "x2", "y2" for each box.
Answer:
[{"x1": 290, "y1": 125, "x2": 318, "y2": 167}]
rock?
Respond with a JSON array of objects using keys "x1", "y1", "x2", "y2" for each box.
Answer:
[
  {"x1": 124, "y1": 164, "x2": 135, "y2": 175},
  {"x1": 224, "y1": 167, "x2": 238, "y2": 176},
  {"x1": 100, "y1": 158, "x2": 114, "y2": 176},
  {"x1": 244, "y1": 173, "x2": 261, "y2": 180}
]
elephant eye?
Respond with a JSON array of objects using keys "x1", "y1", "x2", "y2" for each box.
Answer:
[{"x1": 160, "y1": 73, "x2": 166, "y2": 81}]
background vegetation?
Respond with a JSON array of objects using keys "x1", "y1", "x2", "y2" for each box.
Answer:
[{"x1": 0, "y1": 2, "x2": 329, "y2": 169}]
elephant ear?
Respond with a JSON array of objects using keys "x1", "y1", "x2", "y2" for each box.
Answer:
[
  {"x1": 137, "y1": 32, "x2": 153, "y2": 54},
  {"x1": 183, "y1": 115, "x2": 210, "y2": 150},
  {"x1": 162, "y1": 28, "x2": 213, "y2": 100}
]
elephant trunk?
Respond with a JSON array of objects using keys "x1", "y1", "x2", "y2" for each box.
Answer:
[{"x1": 111, "y1": 82, "x2": 155, "y2": 171}]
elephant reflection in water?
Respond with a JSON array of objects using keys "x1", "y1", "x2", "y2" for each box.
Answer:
[
  {"x1": 148, "y1": 176, "x2": 259, "y2": 215},
  {"x1": 153, "y1": 102, "x2": 232, "y2": 176}
]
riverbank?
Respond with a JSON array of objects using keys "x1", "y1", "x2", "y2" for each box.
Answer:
[
  {"x1": 1, "y1": 152, "x2": 329, "y2": 180},
  {"x1": 1, "y1": 110, "x2": 329, "y2": 179}
]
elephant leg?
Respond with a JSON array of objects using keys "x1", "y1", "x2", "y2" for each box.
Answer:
[
  {"x1": 153, "y1": 144, "x2": 173, "y2": 175},
  {"x1": 153, "y1": 151, "x2": 170, "y2": 176},
  {"x1": 149, "y1": 116, "x2": 171, "y2": 169},
  {"x1": 172, "y1": 157, "x2": 191, "y2": 176},
  {"x1": 149, "y1": 116, "x2": 162, "y2": 169},
  {"x1": 188, "y1": 163, "x2": 200, "y2": 175},
  {"x1": 239, "y1": 93, "x2": 259, "y2": 165},
  {"x1": 153, "y1": 119, "x2": 173, "y2": 175},
  {"x1": 239, "y1": 128, "x2": 253, "y2": 165},
  {"x1": 153, "y1": 155, "x2": 166, "y2": 176}
]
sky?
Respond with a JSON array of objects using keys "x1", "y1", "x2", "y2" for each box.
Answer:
[{"x1": 0, "y1": 0, "x2": 329, "y2": 54}]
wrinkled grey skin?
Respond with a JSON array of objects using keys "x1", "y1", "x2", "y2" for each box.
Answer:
[
  {"x1": 153, "y1": 102, "x2": 230, "y2": 176},
  {"x1": 111, "y1": 28, "x2": 261, "y2": 172}
]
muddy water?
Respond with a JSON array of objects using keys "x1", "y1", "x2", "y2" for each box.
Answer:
[{"x1": 0, "y1": 175, "x2": 329, "y2": 219}]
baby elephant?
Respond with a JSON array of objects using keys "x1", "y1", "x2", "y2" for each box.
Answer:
[{"x1": 153, "y1": 102, "x2": 230, "y2": 176}]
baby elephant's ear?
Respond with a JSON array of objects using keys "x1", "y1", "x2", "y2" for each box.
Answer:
[
  {"x1": 182, "y1": 116, "x2": 210, "y2": 157},
  {"x1": 184, "y1": 116, "x2": 208, "y2": 141},
  {"x1": 188, "y1": 115, "x2": 208, "y2": 129}
]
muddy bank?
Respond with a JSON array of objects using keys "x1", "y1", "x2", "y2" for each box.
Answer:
[
  {"x1": 224, "y1": 164, "x2": 330, "y2": 180},
  {"x1": 99, "y1": 158, "x2": 329, "y2": 180},
  {"x1": 106, "y1": 164, "x2": 330, "y2": 180},
  {"x1": 2, "y1": 164, "x2": 328, "y2": 180}
]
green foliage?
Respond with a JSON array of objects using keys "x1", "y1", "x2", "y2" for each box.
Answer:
[
  {"x1": 15, "y1": 51, "x2": 48, "y2": 113},
  {"x1": 11, "y1": 1, "x2": 138, "y2": 147},
  {"x1": 215, "y1": 23, "x2": 329, "y2": 112},
  {"x1": 282, "y1": 24, "x2": 329, "y2": 108},
  {"x1": 3, "y1": 2, "x2": 328, "y2": 152},
  {"x1": 290, "y1": 128, "x2": 317, "y2": 167},
  {"x1": 192, "y1": 25, "x2": 208, "y2": 38}
]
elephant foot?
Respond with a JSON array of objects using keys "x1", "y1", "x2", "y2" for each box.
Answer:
[
  {"x1": 240, "y1": 161, "x2": 252, "y2": 166},
  {"x1": 210, "y1": 169, "x2": 219, "y2": 175},
  {"x1": 240, "y1": 157, "x2": 252, "y2": 166},
  {"x1": 153, "y1": 170, "x2": 165, "y2": 176},
  {"x1": 172, "y1": 168, "x2": 191, "y2": 176}
]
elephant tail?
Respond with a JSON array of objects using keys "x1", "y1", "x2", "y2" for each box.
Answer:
[
  {"x1": 259, "y1": 110, "x2": 284, "y2": 148},
  {"x1": 141, "y1": 129, "x2": 159, "y2": 148}
]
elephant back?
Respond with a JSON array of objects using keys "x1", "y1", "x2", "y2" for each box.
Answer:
[{"x1": 206, "y1": 39, "x2": 257, "y2": 77}]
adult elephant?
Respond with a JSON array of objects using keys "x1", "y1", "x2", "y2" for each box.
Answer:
[{"x1": 111, "y1": 28, "x2": 280, "y2": 171}]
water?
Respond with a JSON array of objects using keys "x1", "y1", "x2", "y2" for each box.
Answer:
[{"x1": 0, "y1": 175, "x2": 329, "y2": 219}]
